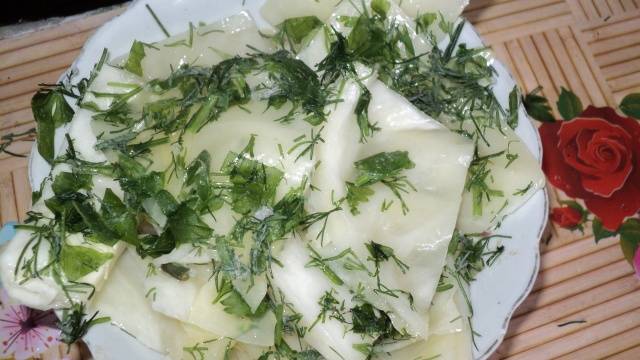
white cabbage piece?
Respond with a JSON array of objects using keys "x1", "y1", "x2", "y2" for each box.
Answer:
[
  {"x1": 376, "y1": 282, "x2": 466, "y2": 354},
  {"x1": 227, "y1": 343, "x2": 266, "y2": 359},
  {"x1": 180, "y1": 324, "x2": 234, "y2": 360},
  {"x1": 374, "y1": 325, "x2": 472, "y2": 360},
  {"x1": 456, "y1": 124, "x2": 545, "y2": 234},
  {"x1": 305, "y1": 76, "x2": 473, "y2": 338},
  {"x1": 137, "y1": 11, "x2": 276, "y2": 81},
  {"x1": 428, "y1": 286, "x2": 465, "y2": 336},
  {"x1": 89, "y1": 248, "x2": 187, "y2": 355},
  {"x1": 271, "y1": 236, "x2": 373, "y2": 360},
  {"x1": 0, "y1": 212, "x2": 125, "y2": 310},
  {"x1": 260, "y1": 0, "x2": 341, "y2": 25},
  {"x1": 399, "y1": 0, "x2": 469, "y2": 21},
  {"x1": 141, "y1": 97, "x2": 317, "y2": 311},
  {"x1": 297, "y1": 0, "x2": 431, "y2": 69},
  {"x1": 81, "y1": 65, "x2": 144, "y2": 111},
  {"x1": 146, "y1": 98, "x2": 315, "y2": 200},
  {"x1": 0, "y1": 229, "x2": 66, "y2": 310},
  {"x1": 187, "y1": 279, "x2": 276, "y2": 347},
  {"x1": 68, "y1": 109, "x2": 108, "y2": 163},
  {"x1": 143, "y1": 268, "x2": 203, "y2": 322},
  {"x1": 375, "y1": 280, "x2": 471, "y2": 358}
]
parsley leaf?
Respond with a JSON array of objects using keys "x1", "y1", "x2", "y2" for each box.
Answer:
[
  {"x1": 60, "y1": 245, "x2": 113, "y2": 281},
  {"x1": 371, "y1": 0, "x2": 390, "y2": 18},
  {"x1": 165, "y1": 203, "x2": 213, "y2": 245},
  {"x1": 416, "y1": 13, "x2": 438, "y2": 34},
  {"x1": 273, "y1": 16, "x2": 323, "y2": 53},
  {"x1": 31, "y1": 86, "x2": 75, "y2": 163},
  {"x1": 123, "y1": 40, "x2": 146, "y2": 76},
  {"x1": 220, "y1": 290, "x2": 268, "y2": 319},
  {"x1": 221, "y1": 137, "x2": 284, "y2": 215},
  {"x1": 101, "y1": 188, "x2": 138, "y2": 245}
]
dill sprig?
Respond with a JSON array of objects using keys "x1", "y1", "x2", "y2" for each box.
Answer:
[
  {"x1": 59, "y1": 302, "x2": 110, "y2": 346},
  {"x1": 443, "y1": 231, "x2": 509, "y2": 318},
  {"x1": 288, "y1": 126, "x2": 325, "y2": 161},
  {"x1": 0, "y1": 127, "x2": 36, "y2": 157},
  {"x1": 346, "y1": 151, "x2": 416, "y2": 215},
  {"x1": 465, "y1": 149, "x2": 505, "y2": 216}
]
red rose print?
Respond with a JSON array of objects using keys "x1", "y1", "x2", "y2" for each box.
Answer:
[
  {"x1": 540, "y1": 106, "x2": 640, "y2": 231},
  {"x1": 550, "y1": 206, "x2": 582, "y2": 229}
]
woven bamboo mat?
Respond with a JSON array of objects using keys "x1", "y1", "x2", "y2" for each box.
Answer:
[{"x1": 0, "y1": 0, "x2": 639, "y2": 358}]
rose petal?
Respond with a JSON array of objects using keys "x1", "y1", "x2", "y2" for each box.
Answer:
[
  {"x1": 580, "y1": 106, "x2": 640, "y2": 139},
  {"x1": 550, "y1": 206, "x2": 582, "y2": 228},
  {"x1": 585, "y1": 179, "x2": 640, "y2": 230},
  {"x1": 540, "y1": 122, "x2": 591, "y2": 199}
]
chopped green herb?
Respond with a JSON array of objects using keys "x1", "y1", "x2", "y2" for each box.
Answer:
[
  {"x1": 507, "y1": 86, "x2": 520, "y2": 129},
  {"x1": 31, "y1": 85, "x2": 75, "y2": 163},
  {"x1": 123, "y1": 40, "x2": 146, "y2": 77},
  {"x1": 371, "y1": 0, "x2": 390, "y2": 18},
  {"x1": 220, "y1": 290, "x2": 268, "y2": 319},
  {"x1": 346, "y1": 151, "x2": 416, "y2": 214},
  {"x1": 59, "y1": 302, "x2": 110, "y2": 345},
  {"x1": 513, "y1": 181, "x2": 534, "y2": 196},
  {"x1": 354, "y1": 87, "x2": 379, "y2": 142},
  {"x1": 416, "y1": 13, "x2": 438, "y2": 34},
  {"x1": 465, "y1": 150, "x2": 505, "y2": 216},
  {"x1": 221, "y1": 136, "x2": 284, "y2": 215},
  {"x1": 161, "y1": 262, "x2": 190, "y2": 281},
  {"x1": 273, "y1": 16, "x2": 323, "y2": 53},
  {"x1": 145, "y1": 4, "x2": 170, "y2": 37},
  {"x1": 60, "y1": 245, "x2": 113, "y2": 281}
]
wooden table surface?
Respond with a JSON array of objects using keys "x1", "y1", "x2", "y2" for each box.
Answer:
[{"x1": 0, "y1": 0, "x2": 639, "y2": 359}]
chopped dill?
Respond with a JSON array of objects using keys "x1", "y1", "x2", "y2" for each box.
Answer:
[{"x1": 145, "y1": 4, "x2": 170, "y2": 37}]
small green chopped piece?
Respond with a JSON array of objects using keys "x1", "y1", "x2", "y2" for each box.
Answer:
[
  {"x1": 507, "y1": 86, "x2": 520, "y2": 129},
  {"x1": 31, "y1": 86, "x2": 75, "y2": 163},
  {"x1": 60, "y1": 245, "x2": 113, "y2": 281},
  {"x1": 371, "y1": 0, "x2": 391, "y2": 18},
  {"x1": 52, "y1": 172, "x2": 93, "y2": 196},
  {"x1": 221, "y1": 137, "x2": 284, "y2": 215},
  {"x1": 416, "y1": 12, "x2": 438, "y2": 34},
  {"x1": 274, "y1": 16, "x2": 323, "y2": 52},
  {"x1": 220, "y1": 290, "x2": 268, "y2": 319},
  {"x1": 161, "y1": 262, "x2": 190, "y2": 281},
  {"x1": 165, "y1": 204, "x2": 213, "y2": 245},
  {"x1": 101, "y1": 188, "x2": 138, "y2": 245},
  {"x1": 354, "y1": 88, "x2": 379, "y2": 142},
  {"x1": 123, "y1": 40, "x2": 146, "y2": 76},
  {"x1": 346, "y1": 151, "x2": 416, "y2": 214}
]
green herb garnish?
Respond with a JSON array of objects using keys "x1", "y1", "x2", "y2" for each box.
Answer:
[{"x1": 346, "y1": 151, "x2": 415, "y2": 214}]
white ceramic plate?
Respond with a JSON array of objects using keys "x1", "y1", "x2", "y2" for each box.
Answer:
[{"x1": 28, "y1": 0, "x2": 549, "y2": 358}]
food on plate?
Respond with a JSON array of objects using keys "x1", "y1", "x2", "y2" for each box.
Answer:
[{"x1": 0, "y1": 0, "x2": 544, "y2": 359}]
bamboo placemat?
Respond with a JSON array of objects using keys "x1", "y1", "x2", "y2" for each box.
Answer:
[{"x1": 0, "y1": 1, "x2": 639, "y2": 359}]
